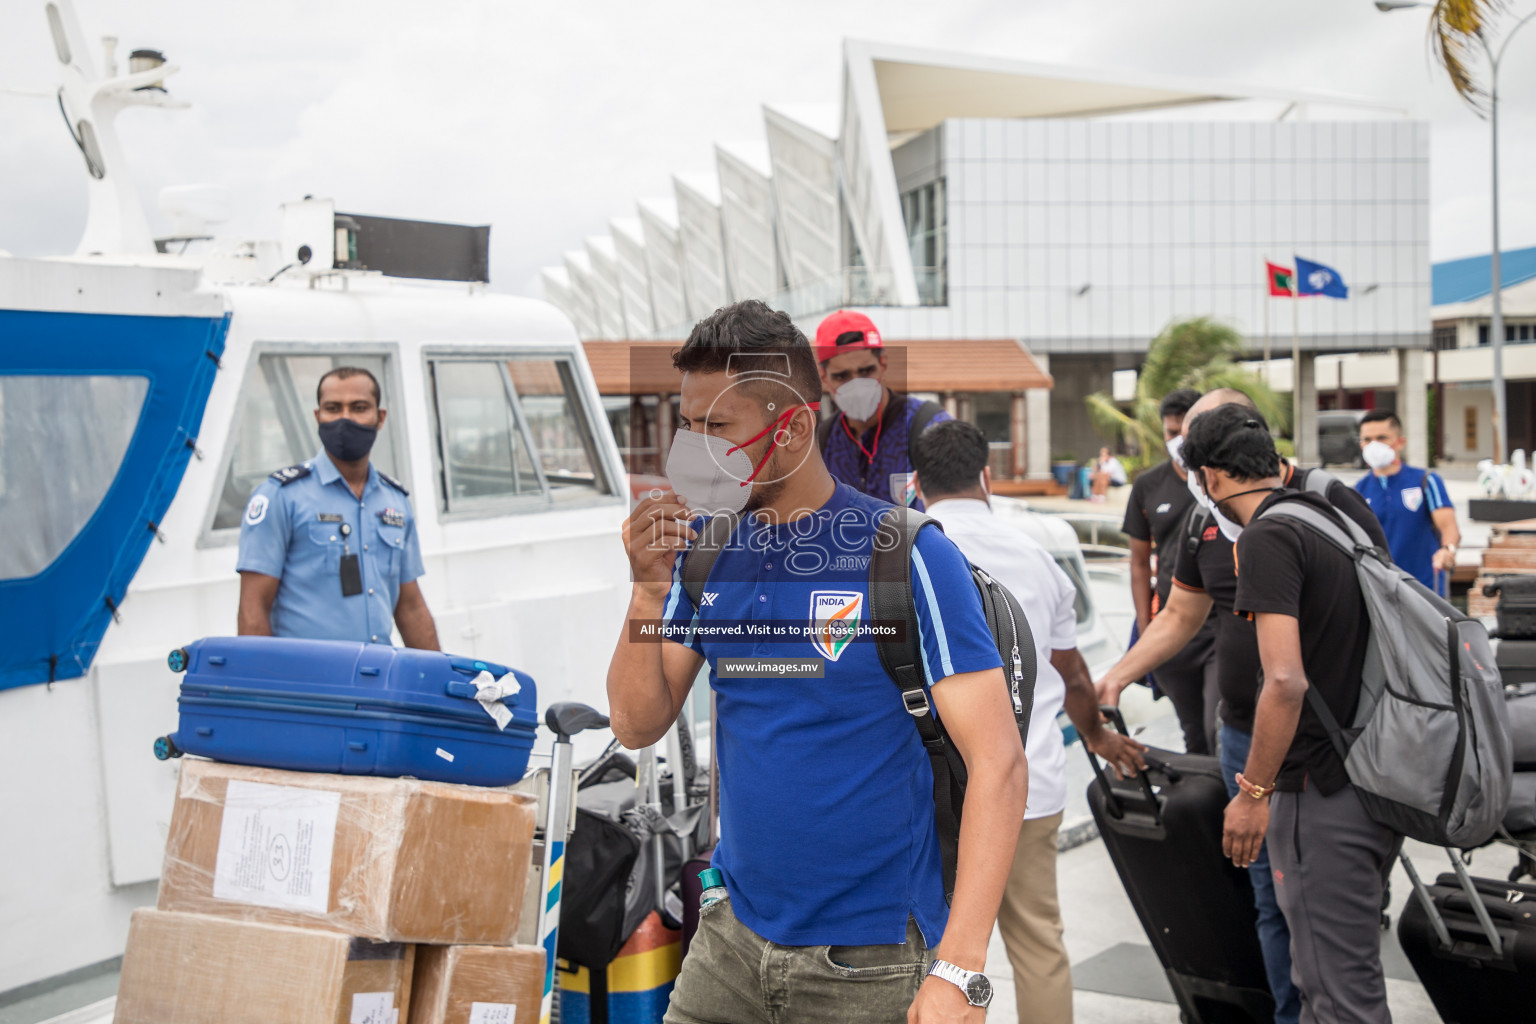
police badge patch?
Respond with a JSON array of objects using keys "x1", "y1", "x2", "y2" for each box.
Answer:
[{"x1": 245, "y1": 494, "x2": 269, "y2": 525}]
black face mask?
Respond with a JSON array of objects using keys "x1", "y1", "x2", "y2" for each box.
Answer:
[{"x1": 318, "y1": 417, "x2": 379, "y2": 462}]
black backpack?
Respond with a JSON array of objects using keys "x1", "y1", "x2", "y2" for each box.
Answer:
[{"x1": 681, "y1": 503, "x2": 1036, "y2": 902}]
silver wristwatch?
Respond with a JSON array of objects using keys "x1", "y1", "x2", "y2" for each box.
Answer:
[{"x1": 926, "y1": 959, "x2": 994, "y2": 1008}]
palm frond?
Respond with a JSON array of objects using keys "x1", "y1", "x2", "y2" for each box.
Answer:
[
  {"x1": 1082, "y1": 316, "x2": 1290, "y2": 462},
  {"x1": 1430, "y1": 0, "x2": 1504, "y2": 114}
]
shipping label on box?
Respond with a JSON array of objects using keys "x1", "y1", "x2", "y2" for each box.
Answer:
[{"x1": 212, "y1": 780, "x2": 340, "y2": 914}]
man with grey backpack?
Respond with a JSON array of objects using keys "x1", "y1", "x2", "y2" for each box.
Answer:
[{"x1": 1183, "y1": 403, "x2": 1510, "y2": 1024}]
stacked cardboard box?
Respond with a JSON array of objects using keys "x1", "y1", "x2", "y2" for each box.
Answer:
[{"x1": 115, "y1": 759, "x2": 546, "y2": 1024}]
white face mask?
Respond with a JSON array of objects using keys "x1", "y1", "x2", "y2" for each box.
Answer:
[
  {"x1": 833, "y1": 377, "x2": 883, "y2": 421},
  {"x1": 1166, "y1": 434, "x2": 1186, "y2": 471},
  {"x1": 1186, "y1": 466, "x2": 1213, "y2": 512},
  {"x1": 1188, "y1": 467, "x2": 1243, "y2": 542},
  {"x1": 1362, "y1": 440, "x2": 1397, "y2": 472},
  {"x1": 664, "y1": 429, "x2": 756, "y2": 517}
]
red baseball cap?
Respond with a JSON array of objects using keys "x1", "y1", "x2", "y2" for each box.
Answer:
[{"x1": 814, "y1": 310, "x2": 883, "y2": 365}]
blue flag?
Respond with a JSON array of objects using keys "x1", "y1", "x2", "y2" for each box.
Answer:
[{"x1": 1295, "y1": 256, "x2": 1349, "y2": 298}]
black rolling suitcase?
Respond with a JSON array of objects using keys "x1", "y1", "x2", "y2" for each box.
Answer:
[
  {"x1": 1486, "y1": 576, "x2": 1536, "y2": 640},
  {"x1": 1086, "y1": 709, "x2": 1274, "y2": 1024},
  {"x1": 1397, "y1": 850, "x2": 1536, "y2": 1022}
]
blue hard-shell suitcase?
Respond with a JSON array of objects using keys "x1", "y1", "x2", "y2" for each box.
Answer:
[{"x1": 157, "y1": 636, "x2": 538, "y2": 786}]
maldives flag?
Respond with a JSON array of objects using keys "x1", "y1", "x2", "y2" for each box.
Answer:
[{"x1": 1266, "y1": 262, "x2": 1295, "y2": 297}]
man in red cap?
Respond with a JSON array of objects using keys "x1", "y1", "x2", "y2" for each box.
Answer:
[{"x1": 816, "y1": 310, "x2": 950, "y2": 508}]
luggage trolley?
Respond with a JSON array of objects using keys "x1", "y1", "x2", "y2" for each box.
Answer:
[{"x1": 524, "y1": 702, "x2": 612, "y2": 1024}]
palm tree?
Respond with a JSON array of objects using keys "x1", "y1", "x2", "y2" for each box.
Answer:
[
  {"x1": 1427, "y1": 0, "x2": 1504, "y2": 114},
  {"x1": 1084, "y1": 317, "x2": 1289, "y2": 461}
]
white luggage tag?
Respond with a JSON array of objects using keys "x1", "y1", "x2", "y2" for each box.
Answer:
[{"x1": 469, "y1": 670, "x2": 520, "y2": 731}]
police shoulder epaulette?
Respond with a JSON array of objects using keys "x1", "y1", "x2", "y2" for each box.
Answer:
[
  {"x1": 269, "y1": 463, "x2": 312, "y2": 486},
  {"x1": 377, "y1": 470, "x2": 409, "y2": 496}
]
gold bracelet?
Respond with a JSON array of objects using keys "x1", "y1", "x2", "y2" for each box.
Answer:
[{"x1": 1235, "y1": 772, "x2": 1274, "y2": 800}]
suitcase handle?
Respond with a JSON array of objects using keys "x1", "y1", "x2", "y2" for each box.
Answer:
[
  {"x1": 444, "y1": 678, "x2": 521, "y2": 705},
  {"x1": 1085, "y1": 705, "x2": 1161, "y2": 825}
]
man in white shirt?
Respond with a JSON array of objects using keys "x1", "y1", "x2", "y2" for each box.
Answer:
[{"x1": 913, "y1": 421, "x2": 1147, "y2": 1023}]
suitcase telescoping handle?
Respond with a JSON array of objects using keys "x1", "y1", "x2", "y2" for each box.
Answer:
[{"x1": 1085, "y1": 705, "x2": 1161, "y2": 826}]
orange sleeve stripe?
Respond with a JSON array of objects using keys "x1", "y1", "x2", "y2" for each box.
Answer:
[{"x1": 1172, "y1": 578, "x2": 1205, "y2": 594}]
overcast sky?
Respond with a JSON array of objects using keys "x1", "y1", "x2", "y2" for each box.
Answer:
[{"x1": 3, "y1": 0, "x2": 1534, "y2": 298}]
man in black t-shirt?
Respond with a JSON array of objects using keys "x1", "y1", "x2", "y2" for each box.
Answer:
[
  {"x1": 1121, "y1": 388, "x2": 1219, "y2": 755},
  {"x1": 1185, "y1": 404, "x2": 1398, "y2": 1024},
  {"x1": 1098, "y1": 389, "x2": 1386, "y2": 1024}
]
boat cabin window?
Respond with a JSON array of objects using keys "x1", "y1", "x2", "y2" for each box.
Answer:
[
  {"x1": 0, "y1": 375, "x2": 148, "y2": 580},
  {"x1": 212, "y1": 353, "x2": 405, "y2": 531},
  {"x1": 428, "y1": 356, "x2": 610, "y2": 512}
]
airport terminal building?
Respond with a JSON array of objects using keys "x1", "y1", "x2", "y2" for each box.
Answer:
[{"x1": 542, "y1": 41, "x2": 1432, "y2": 475}]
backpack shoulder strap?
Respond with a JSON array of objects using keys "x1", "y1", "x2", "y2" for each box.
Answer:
[
  {"x1": 868, "y1": 505, "x2": 937, "y2": 705},
  {"x1": 680, "y1": 514, "x2": 739, "y2": 610},
  {"x1": 1298, "y1": 465, "x2": 1342, "y2": 499},
  {"x1": 910, "y1": 399, "x2": 945, "y2": 438},
  {"x1": 1185, "y1": 504, "x2": 1213, "y2": 559},
  {"x1": 1260, "y1": 495, "x2": 1371, "y2": 554}
]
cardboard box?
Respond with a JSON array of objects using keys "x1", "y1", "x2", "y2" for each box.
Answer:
[
  {"x1": 409, "y1": 944, "x2": 545, "y2": 1024},
  {"x1": 114, "y1": 908, "x2": 412, "y2": 1024},
  {"x1": 158, "y1": 759, "x2": 536, "y2": 943}
]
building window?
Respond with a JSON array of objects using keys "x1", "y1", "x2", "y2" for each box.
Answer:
[
  {"x1": 1480, "y1": 324, "x2": 1490, "y2": 346},
  {"x1": 1432, "y1": 324, "x2": 1458, "y2": 352},
  {"x1": 900, "y1": 178, "x2": 947, "y2": 306}
]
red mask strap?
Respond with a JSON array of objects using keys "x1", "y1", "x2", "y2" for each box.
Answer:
[{"x1": 728, "y1": 403, "x2": 820, "y2": 487}]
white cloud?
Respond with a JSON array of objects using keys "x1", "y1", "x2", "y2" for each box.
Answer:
[{"x1": 3, "y1": 0, "x2": 1534, "y2": 294}]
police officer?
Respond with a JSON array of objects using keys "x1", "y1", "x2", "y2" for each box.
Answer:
[{"x1": 236, "y1": 366, "x2": 439, "y2": 649}]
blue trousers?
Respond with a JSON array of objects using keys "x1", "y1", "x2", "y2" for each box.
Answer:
[{"x1": 1220, "y1": 724, "x2": 1301, "y2": 1024}]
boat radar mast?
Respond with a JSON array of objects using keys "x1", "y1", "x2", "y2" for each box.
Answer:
[{"x1": 45, "y1": 0, "x2": 187, "y2": 258}]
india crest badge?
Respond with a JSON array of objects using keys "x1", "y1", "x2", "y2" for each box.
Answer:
[{"x1": 809, "y1": 590, "x2": 862, "y2": 662}]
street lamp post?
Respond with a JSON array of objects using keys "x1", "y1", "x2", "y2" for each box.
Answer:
[{"x1": 1379, "y1": 1, "x2": 1536, "y2": 462}]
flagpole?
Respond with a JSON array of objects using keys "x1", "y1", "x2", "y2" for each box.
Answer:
[
  {"x1": 1263, "y1": 254, "x2": 1272, "y2": 384},
  {"x1": 1291, "y1": 260, "x2": 1301, "y2": 459}
]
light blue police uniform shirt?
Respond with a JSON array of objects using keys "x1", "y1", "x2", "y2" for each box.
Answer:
[
  {"x1": 1353, "y1": 464, "x2": 1451, "y2": 591},
  {"x1": 662, "y1": 482, "x2": 1002, "y2": 949},
  {"x1": 236, "y1": 451, "x2": 424, "y2": 644}
]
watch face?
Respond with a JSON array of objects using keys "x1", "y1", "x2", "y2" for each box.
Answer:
[{"x1": 965, "y1": 974, "x2": 993, "y2": 1006}]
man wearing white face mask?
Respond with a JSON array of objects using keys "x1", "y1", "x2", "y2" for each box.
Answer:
[
  {"x1": 1121, "y1": 387, "x2": 1219, "y2": 756},
  {"x1": 814, "y1": 310, "x2": 951, "y2": 508},
  {"x1": 1353, "y1": 409, "x2": 1458, "y2": 595},
  {"x1": 608, "y1": 300, "x2": 1027, "y2": 1024}
]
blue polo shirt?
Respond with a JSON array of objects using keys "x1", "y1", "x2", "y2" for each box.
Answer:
[
  {"x1": 662, "y1": 482, "x2": 1001, "y2": 948},
  {"x1": 236, "y1": 451, "x2": 424, "y2": 643},
  {"x1": 1353, "y1": 465, "x2": 1451, "y2": 591}
]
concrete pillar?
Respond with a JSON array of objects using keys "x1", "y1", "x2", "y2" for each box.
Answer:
[
  {"x1": 942, "y1": 391, "x2": 958, "y2": 419},
  {"x1": 956, "y1": 395, "x2": 974, "y2": 423},
  {"x1": 1010, "y1": 392, "x2": 1028, "y2": 479},
  {"x1": 1398, "y1": 347, "x2": 1429, "y2": 468},
  {"x1": 1026, "y1": 388, "x2": 1052, "y2": 480},
  {"x1": 657, "y1": 393, "x2": 673, "y2": 466},
  {"x1": 1295, "y1": 352, "x2": 1319, "y2": 467}
]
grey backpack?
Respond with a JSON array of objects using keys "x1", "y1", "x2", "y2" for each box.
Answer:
[{"x1": 1259, "y1": 496, "x2": 1512, "y2": 848}]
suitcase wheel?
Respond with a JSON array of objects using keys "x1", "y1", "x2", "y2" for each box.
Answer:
[
  {"x1": 153, "y1": 735, "x2": 182, "y2": 761},
  {"x1": 166, "y1": 647, "x2": 189, "y2": 673}
]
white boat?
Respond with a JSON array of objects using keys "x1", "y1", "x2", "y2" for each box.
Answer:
[
  {"x1": 0, "y1": 4, "x2": 1137, "y2": 1015},
  {"x1": 1, "y1": 0, "x2": 633, "y2": 1003}
]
